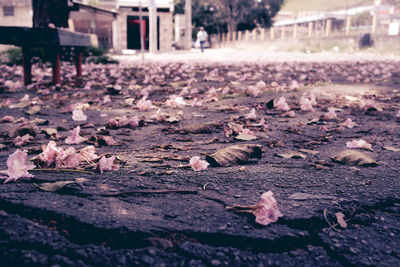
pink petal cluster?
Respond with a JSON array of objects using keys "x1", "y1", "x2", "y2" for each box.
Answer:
[
  {"x1": 283, "y1": 111, "x2": 296, "y2": 118},
  {"x1": 346, "y1": 139, "x2": 373, "y2": 151},
  {"x1": 72, "y1": 109, "x2": 87, "y2": 121},
  {"x1": 189, "y1": 156, "x2": 209, "y2": 171},
  {"x1": 102, "y1": 136, "x2": 116, "y2": 146},
  {"x1": 253, "y1": 191, "x2": 283, "y2": 226},
  {"x1": 79, "y1": 145, "x2": 98, "y2": 163},
  {"x1": 324, "y1": 109, "x2": 338, "y2": 120},
  {"x1": 247, "y1": 86, "x2": 262, "y2": 97},
  {"x1": 5, "y1": 149, "x2": 35, "y2": 183},
  {"x1": 396, "y1": 110, "x2": 400, "y2": 118},
  {"x1": 97, "y1": 156, "x2": 119, "y2": 173},
  {"x1": 65, "y1": 126, "x2": 87, "y2": 145},
  {"x1": 37, "y1": 141, "x2": 98, "y2": 168},
  {"x1": 103, "y1": 95, "x2": 112, "y2": 104},
  {"x1": 276, "y1": 96, "x2": 290, "y2": 111},
  {"x1": 166, "y1": 95, "x2": 186, "y2": 108},
  {"x1": 13, "y1": 134, "x2": 33, "y2": 146},
  {"x1": 0, "y1": 115, "x2": 14, "y2": 123},
  {"x1": 150, "y1": 109, "x2": 165, "y2": 122},
  {"x1": 300, "y1": 98, "x2": 315, "y2": 112},
  {"x1": 360, "y1": 99, "x2": 377, "y2": 110},
  {"x1": 137, "y1": 97, "x2": 154, "y2": 111},
  {"x1": 56, "y1": 147, "x2": 81, "y2": 169},
  {"x1": 246, "y1": 108, "x2": 257, "y2": 119},
  {"x1": 191, "y1": 97, "x2": 203, "y2": 107},
  {"x1": 108, "y1": 115, "x2": 139, "y2": 128},
  {"x1": 256, "y1": 80, "x2": 267, "y2": 90},
  {"x1": 341, "y1": 118, "x2": 354, "y2": 128}
]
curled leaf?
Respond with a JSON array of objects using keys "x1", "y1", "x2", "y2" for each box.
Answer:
[
  {"x1": 183, "y1": 122, "x2": 220, "y2": 134},
  {"x1": 276, "y1": 151, "x2": 306, "y2": 159},
  {"x1": 34, "y1": 181, "x2": 77, "y2": 192},
  {"x1": 331, "y1": 149, "x2": 378, "y2": 166},
  {"x1": 206, "y1": 144, "x2": 262, "y2": 167}
]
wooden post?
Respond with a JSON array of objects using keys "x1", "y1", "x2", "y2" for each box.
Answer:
[
  {"x1": 52, "y1": 50, "x2": 61, "y2": 85},
  {"x1": 345, "y1": 16, "x2": 351, "y2": 35},
  {"x1": 293, "y1": 24, "x2": 298, "y2": 39},
  {"x1": 75, "y1": 49, "x2": 83, "y2": 77},
  {"x1": 261, "y1": 28, "x2": 265, "y2": 41},
  {"x1": 325, "y1": 19, "x2": 332, "y2": 37},
  {"x1": 22, "y1": 47, "x2": 32, "y2": 85},
  {"x1": 253, "y1": 30, "x2": 257, "y2": 41},
  {"x1": 308, "y1": 22, "x2": 313, "y2": 38},
  {"x1": 245, "y1": 30, "x2": 249, "y2": 41},
  {"x1": 238, "y1": 31, "x2": 242, "y2": 41},
  {"x1": 281, "y1": 26, "x2": 286, "y2": 39},
  {"x1": 372, "y1": 13, "x2": 377, "y2": 34}
]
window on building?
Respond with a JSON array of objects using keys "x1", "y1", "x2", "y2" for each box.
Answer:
[{"x1": 3, "y1": 6, "x2": 14, "y2": 16}]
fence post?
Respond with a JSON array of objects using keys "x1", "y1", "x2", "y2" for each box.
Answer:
[
  {"x1": 325, "y1": 19, "x2": 332, "y2": 37},
  {"x1": 253, "y1": 30, "x2": 257, "y2": 41},
  {"x1": 261, "y1": 28, "x2": 265, "y2": 41},
  {"x1": 308, "y1": 22, "x2": 313, "y2": 38},
  {"x1": 245, "y1": 30, "x2": 250, "y2": 41},
  {"x1": 345, "y1": 16, "x2": 352, "y2": 35},
  {"x1": 238, "y1": 31, "x2": 242, "y2": 41}
]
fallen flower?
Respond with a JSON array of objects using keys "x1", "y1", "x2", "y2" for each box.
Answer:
[
  {"x1": 282, "y1": 111, "x2": 296, "y2": 118},
  {"x1": 396, "y1": 110, "x2": 400, "y2": 118},
  {"x1": 226, "y1": 191, "x2": 282, "y2": 226},
  {"x1": 101, "y1": 136, "x2": 116, "y2": 146},
  {"x1": 137, "y1": 97, "x2": 154, "y2": 111},
  {"x1": 324, "y1": 109, "x2": 338, "y2": 120},
  {"x1": 65, "y1": 126, "x2": 88, "y2": 145},
  {"x1": 97, "y1": 156, "x2": 119, "y2": 173},
  {"x1": 253, "y1": 191, "x2": 283, "y2": 226},
  {"x1": 300, "y1": 98, "x2": 315, "y2": 112},
  {"x1": 55, "y1": 147, "x2": 81, "y2": 169},
  {"x1": 79, "y1": 145, "x2": 98, "y2": 162},
  {"x1": 346, "y1": 139, "x2": 373, "y2": 151},
  {"x1": 72, "y1": 109, "x2": 87, "y2": 121},
  {"x1": 341, "y1": 118, "x2": 354, "y2": 129},
  {"x1": 13, "y1": 134, "x2": 33, "y2": 146},
  {"x1": 246, "y1": 108, "x2": 257, "y2": 120},
  {"x1": 189, "y1": 156, "x2": 209, "y2": 171},
  {"x1": 276, "y1": 96, "x2": 290, "y2": 111},
  {"x1": 5, "y1": 149, "x2": 35, "y2": 183},
  {"x1": 360, "y1": 99, "x2": 378, "y2": 110},
  {"x1": 0, "y1": 115, "x2": 14, "y2": 123}
]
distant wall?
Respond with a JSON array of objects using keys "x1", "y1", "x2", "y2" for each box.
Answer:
[{"x1": 0, "y1": 1, "x2": 32, "y2": 27}]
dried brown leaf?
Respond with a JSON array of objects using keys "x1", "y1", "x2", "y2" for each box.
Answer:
[
  {"x1": 331, "y1": 149, "x2": 378, "y2": 166},
  {"x1": 276, "y1": 151, "x2": 306, "y2": 159},
  {"x1": 183, "y1": 122, "x2": 220, "y2": 134},
  {"x1": 206, "y1": 144, "x2": 262, "y2": 167}
]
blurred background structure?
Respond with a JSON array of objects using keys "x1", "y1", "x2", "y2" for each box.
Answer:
[{"x1": 1, "y1": 0, "x2": 400, "y2": 54}]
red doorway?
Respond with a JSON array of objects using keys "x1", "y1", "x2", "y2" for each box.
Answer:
[{"x1": 127, "y1": 16, "x2": 160, "y2": 50}]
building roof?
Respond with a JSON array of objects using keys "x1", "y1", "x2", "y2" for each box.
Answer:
[{"x1": 117, "y1": 0, "x2": 174, "y2": 9}]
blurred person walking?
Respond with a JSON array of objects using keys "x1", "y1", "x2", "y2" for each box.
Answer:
[{"x1": 197, "y1": 27, "x2": 208, "y2": 53}]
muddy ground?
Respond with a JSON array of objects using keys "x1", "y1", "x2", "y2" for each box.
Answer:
[{"x1": 0, "y1": 60, "x2": 399, "y2": 266}]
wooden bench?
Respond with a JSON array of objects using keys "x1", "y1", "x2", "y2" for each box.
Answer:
[{"x1": 0, "y1": 26, "x2": 96, "y2": 85}]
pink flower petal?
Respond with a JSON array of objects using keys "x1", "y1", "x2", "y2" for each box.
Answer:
[
  {"x1": 190, "y1": 156, "x2": 209, "y2": 171},
  {"x1": 276, "y1": 96, "x2": 290, "y2": 111},
  {"x1": 346, "y1": 139, "x2": 373, "y2": 151},
  {"x1": 72, "y1": 109, "x2": 87, "y2": 121},
  {"x1": 97, "y1": 156, "x2": 119, "y2": 173},
  {"x1": 246, "y1": 108, "x2": 257, "y2": 119},
  {"x1": 253, "y1": 191, "x2": 283, "y2": 226},
  {"x1": 65, "y1": 126, "x2": 87, "y2": 145},
  {"x1": 5, "y1": 149, "x2": 35, "y2": 183}
]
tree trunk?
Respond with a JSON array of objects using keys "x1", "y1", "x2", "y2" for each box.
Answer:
[{"x1": 32, "y1": 0, "x2": 69, "y2": 28}]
